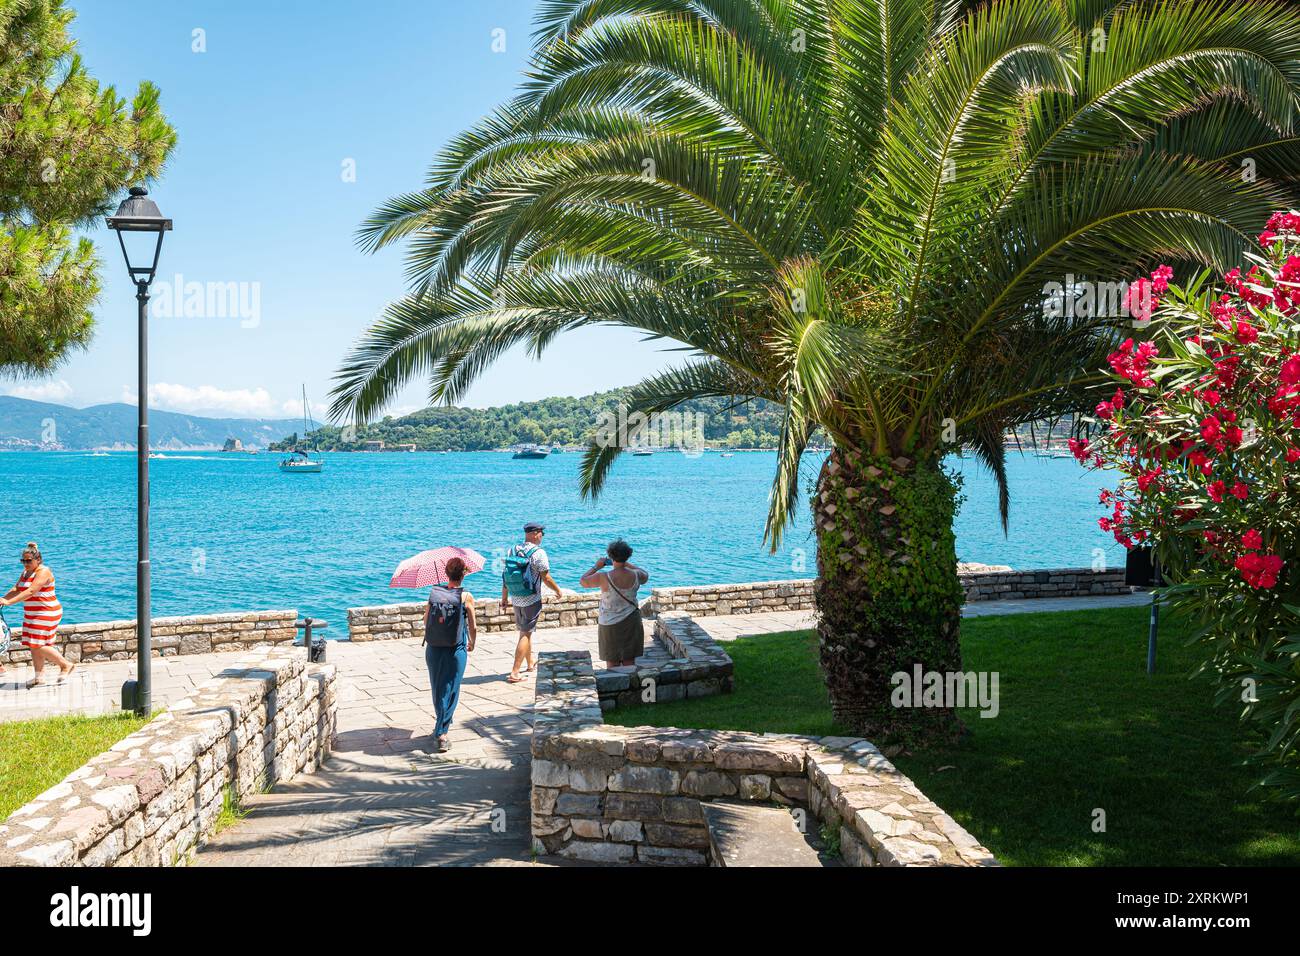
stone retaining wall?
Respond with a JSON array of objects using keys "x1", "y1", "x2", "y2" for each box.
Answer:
[
  {"x1": 2, "y1": 609, "x2": 299, "y2": 665},
  {"x1": 958, "y1": 567, "x2": 1132, "y2": 602},
  {"x1": 346, "y1": 593, "x2": 618, "y2": 642},
  {"x1": 530, "y1": 649, "x2": 995, "y2": 867},
  {"x1": 595, "y1": 614, "x2": 733, "y2": 712},
  {"x1": 0, "y1": 646, "x2": 337, "y2": 867},
  {"x1": 649, "y1": 580, "x2": 815, "y2": 617}
]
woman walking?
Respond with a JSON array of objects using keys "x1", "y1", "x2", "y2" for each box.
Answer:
[
  {"x1": 423, "y1": 557, "x2": 476, "y2": 753},
  {"x1": 580, "y1": 539, "x2": 649, "y2": 668},
  {"x1": 1, "y1": 542, "x2": 72, "y2": 687}
]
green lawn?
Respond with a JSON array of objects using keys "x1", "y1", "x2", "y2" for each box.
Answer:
[
  {"x1": 0, "y1": 711, "x2": 153, "y2": 820},
  {"x1": 605, "y1": 606, "x2": 1300, "y2": 866}
]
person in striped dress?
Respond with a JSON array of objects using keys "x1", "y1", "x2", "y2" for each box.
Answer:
[{"x1": 1, "y1": 542, "x2": 73, "y2": 687}]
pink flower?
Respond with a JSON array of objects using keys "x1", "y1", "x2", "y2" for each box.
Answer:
[
  {"x1": 1125, "y1": 280, "x2": 1155, "y2": 324},
  {"x1": 1231, "y1": 481, "x2": 1249, "y2": 500},
  {"x1": 1200, "y1": 416, "x2": 1221, "y2": 442},
  {"x1": 1242, "y1": 529, "x2": 1263, "y2": 550},
  {"x1": 1208, "y1": 480, "x2": 1227, "y2": 503}
]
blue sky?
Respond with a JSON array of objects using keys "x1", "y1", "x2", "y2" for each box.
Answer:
[{"x1": 13, "y1": 0, "x2": 674, "y2": 420}]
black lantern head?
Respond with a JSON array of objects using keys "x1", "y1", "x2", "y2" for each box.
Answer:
[{"x1": 106, "y1": 187, "x2": 172, "y2": 285}]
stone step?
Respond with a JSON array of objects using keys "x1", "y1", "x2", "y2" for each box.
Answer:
[{"x1": 701, "y1": 801, "x2": 825, "y2": 867}]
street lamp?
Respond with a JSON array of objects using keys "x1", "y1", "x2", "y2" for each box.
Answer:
[{"x1": 106, "y1": 186, "x2": 172, "y2": 716}]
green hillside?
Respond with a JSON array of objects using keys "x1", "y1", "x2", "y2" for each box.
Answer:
[{"x1": 270, "y1": 389, "x2": 802, "y2": 451}]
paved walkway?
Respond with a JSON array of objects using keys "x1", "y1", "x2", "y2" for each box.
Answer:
[
  {"x1": 193, "y1": 622, "x2": 630, "y2": 866},
  {"x1": 0, "y1": 652, "x2": 233, "y2": 724},
  {"x1": 0, "y1": 592, "x2": 1150, "y2": 867}
]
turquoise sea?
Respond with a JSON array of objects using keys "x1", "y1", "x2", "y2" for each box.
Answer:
[{"x1": 0, "y1": 450, "x2": 1120, "y2": 628}]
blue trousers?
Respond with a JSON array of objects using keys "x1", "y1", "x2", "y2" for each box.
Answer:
[{"x1": 425, "y1": 640, "x2": 467, "y2": 737}]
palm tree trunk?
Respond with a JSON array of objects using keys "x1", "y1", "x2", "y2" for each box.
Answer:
[{"x1": 813, "y1": 447, "x2": 965, "y2": 745}]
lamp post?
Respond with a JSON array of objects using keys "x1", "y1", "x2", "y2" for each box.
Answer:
[{"x1": 106, "y1": 187, "x2": 172, "y2": 717}]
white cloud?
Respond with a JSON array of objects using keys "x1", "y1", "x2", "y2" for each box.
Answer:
[
  {"x1": 5, "y1": 379, "x2": 73, "y2": 403},
  {"x1": 279, "y1": 398, "x2": 329, "y2": 421},
  {"x1": 121, "y1": 383, "x2": 317, "y2": 420}
]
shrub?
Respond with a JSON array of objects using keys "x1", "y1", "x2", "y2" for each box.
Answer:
[{"x1": 1077, "y1": 213, "x2": 1300, "y2": 803}]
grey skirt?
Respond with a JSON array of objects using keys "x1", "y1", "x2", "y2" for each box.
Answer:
[{"x1": 598, "y1": 611, "x2": 644, "y2": 663}]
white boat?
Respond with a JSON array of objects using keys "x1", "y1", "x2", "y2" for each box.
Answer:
[
  {"x1": 280, "y1": 386, "x2": 324, "y2": 474},
  {"x1": 512, "y1": 444, "x2": 548, "y2": 460},
  {"x1": 279, "y1": 451, "x2": 322, "y2": 473}
]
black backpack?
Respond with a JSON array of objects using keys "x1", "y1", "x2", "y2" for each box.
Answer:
[{"x1": 423, "y1": 586, "x2": 464, "y2": 648}]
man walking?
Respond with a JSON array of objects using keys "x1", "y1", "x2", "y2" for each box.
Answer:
[{"x1": 503, "y1": 520, "x2": 561, "y2": 683}]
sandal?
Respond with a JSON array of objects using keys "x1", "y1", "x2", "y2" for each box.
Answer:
[
  {"x1": 57, "y1": 663, "x2": 76, "y2": 684},
  {"x1": 506, "y1": 672, "x2": 526, "y2": 683},
  {"x1": 25, "y1": 678, "x2": 46, "y2": 689}
]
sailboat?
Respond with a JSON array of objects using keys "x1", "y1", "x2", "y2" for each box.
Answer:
[{"x1": 279, "y1": 386, "x2": 324, "y2": 473}]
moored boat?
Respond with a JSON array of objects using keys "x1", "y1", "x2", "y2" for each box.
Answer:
[
  {"x1": 279, "y1": 386, "x2": 324, "y2": 473},
  {"x1": 279, "y1": 450, "x2": 323, "y2": 473}
]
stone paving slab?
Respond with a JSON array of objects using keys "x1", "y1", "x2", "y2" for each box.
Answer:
[
  {"x1": 960, "y1": 592, "x2": 1149, "y2": 617},
  {"x1": 702, "y1": 801, "x2": 826, "y2": 867}
]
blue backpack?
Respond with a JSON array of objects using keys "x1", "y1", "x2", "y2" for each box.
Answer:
[{"x1": 502, "y1": 544, "x2": 540, "y2": 599}]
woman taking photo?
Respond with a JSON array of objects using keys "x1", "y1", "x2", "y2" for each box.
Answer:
[
  {"x1": 581, "y1": 539, "x2": 650, "y2": 669},
  {"x1": 1, "y1": 542, "x2": 72, "y2": 687}
]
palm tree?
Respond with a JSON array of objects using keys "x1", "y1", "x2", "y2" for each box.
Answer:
[{"x1": 334, "y1": 0, "x2": 1300, "y2": 744}]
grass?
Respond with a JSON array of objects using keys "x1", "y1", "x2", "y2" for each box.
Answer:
[
  {"x1": 605, "y1": 606, "x2": 1300, "y2": 866},
  {"x1": 213, "y1": 786, "x2": 249, "y2": 836},
  {"x1": 0, "y1": 711, "x2": 153, "y2": 820}
]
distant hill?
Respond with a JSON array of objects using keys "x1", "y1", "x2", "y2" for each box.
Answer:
[
  {"x1": 270, "y1": 388, "x2": 801, "y2": 452},
  {"x1": 0, "y1": 397, "x2": 301, "y2": 451}
]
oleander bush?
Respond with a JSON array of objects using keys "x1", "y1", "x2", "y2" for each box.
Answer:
[{"x1": 1079, "y1": 213, "x2": 1300, "y2": 802}]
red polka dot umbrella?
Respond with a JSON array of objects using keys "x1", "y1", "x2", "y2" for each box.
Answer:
[{"x1": 389, "y1": 546, "x2": 486, "y2": 588}]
